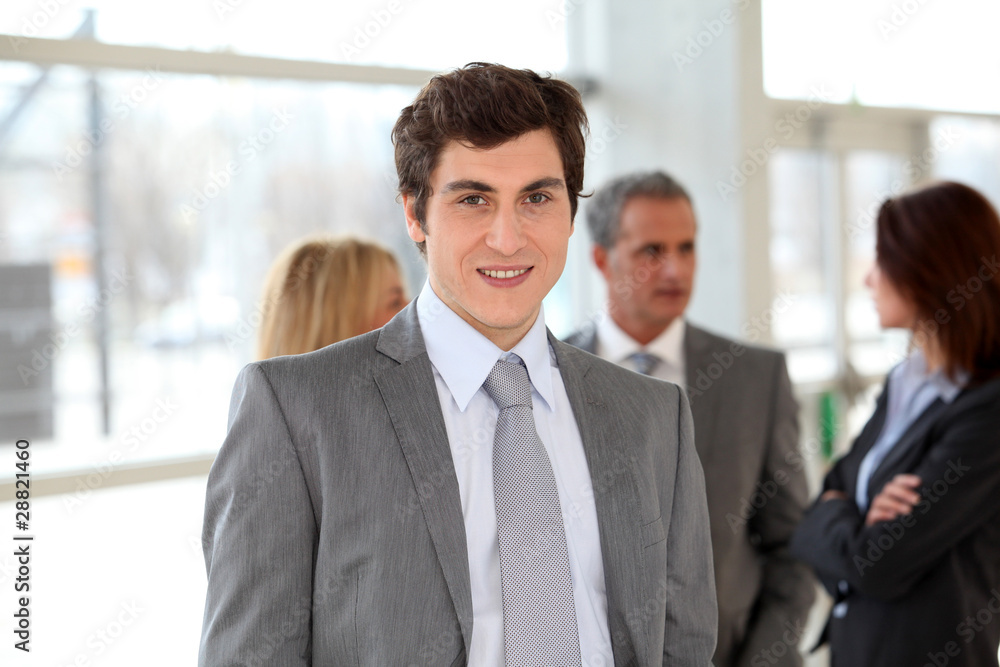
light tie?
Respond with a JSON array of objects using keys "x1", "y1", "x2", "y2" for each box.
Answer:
[
  {"x1": 483, "y1": 358, "x2": 582, "y2": 667},
  {"x1": 629, "y1": 351, "x2": 661, "y2": 376}
]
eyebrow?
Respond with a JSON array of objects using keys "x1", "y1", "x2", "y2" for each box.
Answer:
[
  {"x1": 439, "y1": 177, "x2": 566, "y2": 195},
  {"x1": 440, "y1": 179, "x2": 495, "y2": 194},
  {"x1": 522, "y1": 177, "x2": 565, "y2": 193}
]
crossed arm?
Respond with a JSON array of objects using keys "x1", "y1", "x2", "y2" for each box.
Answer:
[{"x1": 791, "y1": 402, "x2": 1000, "y2": 602}]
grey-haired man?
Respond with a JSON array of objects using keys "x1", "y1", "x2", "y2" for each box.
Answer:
[{"x1": 566, "y1": 170, "x2": 814, "y2": 667}]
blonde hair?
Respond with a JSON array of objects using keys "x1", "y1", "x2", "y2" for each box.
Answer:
[{"x1": 256, "y1": 236, "x2": 404, "y2": 359}]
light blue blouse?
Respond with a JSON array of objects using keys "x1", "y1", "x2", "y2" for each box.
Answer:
[{"x1": 854, "y1": 349, "x2": 967, "y2": 512}]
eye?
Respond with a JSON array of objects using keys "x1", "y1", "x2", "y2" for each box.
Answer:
[
  {"x1": 461, "y1": 195, "x2": 486, "y2": 205},
  {"x1": 525, "y1": 192, "x2": 550, "y2": 204}
]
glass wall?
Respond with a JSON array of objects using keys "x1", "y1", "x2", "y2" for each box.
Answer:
[
  {"x1": 3, "y1": 0, "x2": 568, "y2": 71},
  {"x1": 1, "y1": 5, "x2": 569, "y2": 665},
  {"x1": 763, "y1": 0, "x2": 1000, "y2": 114},
  {"x1": 0, "y1": 2, "x2": 570, "y2": 476},
  {"x1": 1, "y1": 66, "x2": 424, "y2": 472}
]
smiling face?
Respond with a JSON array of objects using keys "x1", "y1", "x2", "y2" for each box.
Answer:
[
  {"x1": 594, "y1": 195, "x2": 697, "y2": 345},
  {"x1": 403, "y1": 129, "x2": 573, "y2": 350}
]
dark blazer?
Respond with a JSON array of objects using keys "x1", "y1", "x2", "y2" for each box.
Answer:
[
  {"x1": 565, "y1": 322, "x2": 814, "y2": 667},
  {"x1": 790, "y1": 374, "x2": 1000, "y2": 667},
  {"x1": 200, "y1": 300, "x2": 718, "y2": 666}
]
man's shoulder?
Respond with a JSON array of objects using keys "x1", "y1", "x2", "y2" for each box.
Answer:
[
  {"x1": 249, "y1": 329, "x2": 389, "y2": 389},
  {"x1": 553, "y1": 336, "x2": 683, "y2": 401},
  {"x1": 686, "y1": 322, "x2": 786, "y2": 367}
]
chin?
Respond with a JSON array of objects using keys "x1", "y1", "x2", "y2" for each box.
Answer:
[
  {"x1": 652, "y1": 309, "x2": 684, "y2": 325},
  {"x1": 468, "y1": 307, "x2": 527, "y2": 329}
]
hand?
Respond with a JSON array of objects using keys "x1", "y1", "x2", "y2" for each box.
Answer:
[
  {"x1": 865, "y1": 474, "x2": 922, "y2": 526},
  {"x1": 820, "y1": 489, "x2": 847, "y2": 502}
]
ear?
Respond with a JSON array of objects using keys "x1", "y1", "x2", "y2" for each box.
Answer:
[
  {"x1": 403, "y1": 194, "x2": 426, "y2": 244},
  {"x1": 592, "y1": 244, "x2": 610, "y2": 277}
]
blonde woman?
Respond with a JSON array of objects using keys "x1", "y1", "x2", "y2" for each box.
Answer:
[{"x1": 256, "y1": 236, "x2": 407, "y2": 359}]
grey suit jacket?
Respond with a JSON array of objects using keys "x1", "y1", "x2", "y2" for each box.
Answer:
[
  {"x1": 200, "y1": 300, "x2": 717, "y2": 666},
  {"x1": 565, "y1": 322, "x2": 814, "y2": 667}
]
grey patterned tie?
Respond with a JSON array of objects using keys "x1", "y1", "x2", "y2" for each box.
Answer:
[
  {"x1": 483, "y1": 357, "x2": 582, "y2": 667},
  {"x1": 629, "y1": 351, "x2": 660, "y2": 376}
]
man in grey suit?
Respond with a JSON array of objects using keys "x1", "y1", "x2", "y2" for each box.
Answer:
[
  {"x1": 565, "y1": 171, "x2": 814, "y2": 667},
  {"x1": 200, "y1": 66, "x2": 717, "y2": 666}
]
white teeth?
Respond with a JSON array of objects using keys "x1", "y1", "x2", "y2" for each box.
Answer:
[{"x1": 480, "y1": 268, "x2": 528, "y2": 279}]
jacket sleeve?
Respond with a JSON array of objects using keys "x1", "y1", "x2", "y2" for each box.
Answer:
[
  {"x1": 790, "y1": 394, "x2": 1000, "y2": 602},
  {"x1": 663, "y1": 387, "x2": 719, "y2": 666},
  {"x1": 199, "y1": 363, "x2": 316, "y2": 666},
  {"x1": 733, "y1": 356, "x2": 815, "y2": 667}
]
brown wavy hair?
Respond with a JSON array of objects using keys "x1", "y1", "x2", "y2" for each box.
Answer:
[
  {"x1": 256, "y1": 236, "x2": 404, "y2": 359},
  {"x1": 392, "y1": 62, "x2": 589, "y2": 254},
  {"x1": 876, "y1": 181, "x2": 1000, "y2": 383}
]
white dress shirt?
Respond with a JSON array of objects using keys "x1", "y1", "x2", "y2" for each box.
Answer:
[
  {"x1": 416, "y1": 281, "x2": 613, "y2": 666},
  {"x1": 594, "y1": 312, "x2": 686, "y2": 386}
]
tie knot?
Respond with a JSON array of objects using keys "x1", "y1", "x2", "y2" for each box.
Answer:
[
  {"x1": 483, "y1": 359, "x2": 533, "y2": 410},
  {"x1": 630, "y1": 351, "x2": 660, "y2": 376}
]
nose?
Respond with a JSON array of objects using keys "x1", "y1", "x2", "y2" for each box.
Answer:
[
  {"x1": 485, "y1": 206, "x2": 528, "y2": 256},
  {"x1": 657, "y1": 252, "x2": 681, "y2": 279},
  {"x1": 864, "y1": 264, "x2": 876, "y2": 289}
]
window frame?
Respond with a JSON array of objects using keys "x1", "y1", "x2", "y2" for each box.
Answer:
[{"x1": 0, "y1": 33, "x2": 440, "y2": 499}]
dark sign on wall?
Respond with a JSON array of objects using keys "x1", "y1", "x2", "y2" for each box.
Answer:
[{"x1": 1, "y1": 264, "x2": 54, "y2": 440}]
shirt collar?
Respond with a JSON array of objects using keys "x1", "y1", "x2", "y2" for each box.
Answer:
[
  {"x1": 595, "y1": 311, "x2": 686, "y2": 368},
  {"x1": 895, "y1": 348, "x2": 968, "y2": 404},
  {"x1": 416, "y1": 280, "x2": 556, "y2": 413}
]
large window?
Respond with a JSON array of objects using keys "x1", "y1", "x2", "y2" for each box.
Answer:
[
  {"x1": 1, "y1": 4, "x2": 570, "y2": 477},
  {"x1": 763, "y1": 0, "x2": 1000, "y2": 114},
  {"x1": 2, "y1": 65, "x2": 422, "y2": 472},
  {"x1": 761, "y1": 1, "x2": 1000, "y2": 458},
  {"x1": 3, "y1": 0, "x2": 568, "y2": 71},
  {"x1": 1, "y1": 6, "x2": 569, "y2": 665}
]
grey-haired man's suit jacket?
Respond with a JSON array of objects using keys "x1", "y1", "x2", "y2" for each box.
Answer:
[
  {"x1": 565, "y1": 322, "x2": 814, "y2": 667},
  {"x1": 199, "y1": 300, "x2": 717, "y2": 666}
]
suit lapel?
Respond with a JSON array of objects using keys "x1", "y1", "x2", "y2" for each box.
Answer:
[
  {"x1": 552, "y1": 334, "x2": 644, "y2": 666},
  {"x1": 374, "y1": 303, "x2": 473, "y2": 654},
  {"x1": 866, "y1": 397, "x2": 949, "y2": 500},
  {"x1": 837, "y1": 389, "x2": 888, "y2": 496},
  {"x1": 683, "y1": 324, "x2": 720, "y2": 462}
]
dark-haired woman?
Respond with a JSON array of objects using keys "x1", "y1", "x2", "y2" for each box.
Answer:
[{"x1": 790, "y1": 181, "x2": 1000, "y2": 667}]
